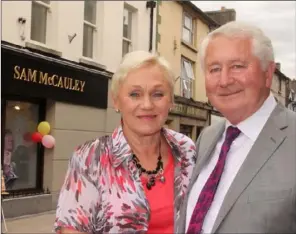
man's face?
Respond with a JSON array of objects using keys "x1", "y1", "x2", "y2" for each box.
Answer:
[{"x1": 204, "y1": 35, "x2": 275, "y2": 124}]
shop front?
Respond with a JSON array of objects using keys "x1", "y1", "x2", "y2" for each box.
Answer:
[
  {"x1": 166, "y1": 96, "x2": 211, "y2": 142},
  {"x1": 210, "y1": 108, "x2": 225, "y2": 126},
  {"x1": 1, "y1": 42, "x2": 110, "y2": 217}
]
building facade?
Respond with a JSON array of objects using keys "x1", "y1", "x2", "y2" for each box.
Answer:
[
  {"x1": 205, "y1": 6, "x2": 236, "y2": 25},
  {"x1": 287, "y1": 79, "x2": 296, "y2": 112},
  {"x1": 271, "y1": 64, "x2": 290, "y2": 107},
  {"x1": 157, "y1": 0, "x2": 219, "y2": 141},
  {"x1": 1, "y1": 0, "x2": 156, "y2": 217}
]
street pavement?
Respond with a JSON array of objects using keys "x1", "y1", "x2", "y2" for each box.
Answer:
[{"x1": 3, "y1": 210, "x2": 56, "y2": 233}]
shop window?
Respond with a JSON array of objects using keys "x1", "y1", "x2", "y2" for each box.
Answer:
[
  {"x1": 196, "y1": 126, "x2": 202, "y2": 140},
  {"x1": 180, "y1": 124, "x2": 193, "y2": 139},
  {"x1": 83, "y1": 0, "x2": 97, "y2": 58},
  {"x1": 31, "y1": 1, "x2": 50, "y2": 44},
  {"x1": 2, "y1": 99, "x2": 44, "y2": 192}
]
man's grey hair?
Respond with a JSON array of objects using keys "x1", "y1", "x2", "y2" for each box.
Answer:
[{"x1": 200, "y1": 21, "x2": 275, "y2": 71}]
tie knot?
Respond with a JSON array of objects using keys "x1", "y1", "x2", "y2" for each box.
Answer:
[{"x1": 225, "y1": 126, "x2": 241, "y2": 142}]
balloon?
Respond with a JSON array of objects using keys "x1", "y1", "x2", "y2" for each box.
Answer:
[
  {"x1": 23, "y1": 132, "x2": 32, "y2": 142},
  {"x1": 37, "y1": 121, "x2": 50, "y2": 135},
  {"x1": 42, "y1": 135, "x2": 55, "y2": 149},
  {"x1": 31, "y1": 132, "x2": 43, "y2": 143}
]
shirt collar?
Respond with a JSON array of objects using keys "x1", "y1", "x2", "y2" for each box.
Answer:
[
  {"x1": 226, "y1": 92, "x2": 277, "y2": 142},
  {"x1": 110, "y1": 125, "x2": 183, "y2": 168}
]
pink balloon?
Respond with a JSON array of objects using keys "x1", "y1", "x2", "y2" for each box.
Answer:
[{"x1": 41, "y1": 135, "x2": 55, "y2": 149}]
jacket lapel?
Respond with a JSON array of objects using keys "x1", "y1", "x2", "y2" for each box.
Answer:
[
  {"x1": 188, "y1": 121, "x2": 226, "y2": 192},
  {"x1": 212, "y1": 105, "x2": 288, "y2": 233}
]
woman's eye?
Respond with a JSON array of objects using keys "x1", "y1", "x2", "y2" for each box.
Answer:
[
  {"x1": 153, "y1": 92, "x2": 164, "y2": 97},
  {"x1": 129, "y1": 92, "x2": 140, "y2": 98}
]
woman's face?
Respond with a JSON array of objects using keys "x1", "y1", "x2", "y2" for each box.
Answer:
[{"x1": 113, "y1": 64, "x2": 173, "y2": 136}]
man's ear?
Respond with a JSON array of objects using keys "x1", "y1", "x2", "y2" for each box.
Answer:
[{"x1": 265, "y1": 62, "x2": 276, "y2": 88}]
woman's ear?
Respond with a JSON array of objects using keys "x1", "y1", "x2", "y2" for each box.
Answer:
[{"x1": 112, "y1": 92, "x2": 121, "y2": 113}]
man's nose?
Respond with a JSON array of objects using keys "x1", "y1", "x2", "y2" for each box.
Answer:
[{"x1": 219, "y1": 68, "x2": 235, "y2": 87}]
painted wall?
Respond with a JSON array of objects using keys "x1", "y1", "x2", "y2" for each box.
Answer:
[
  {"x1": 2, "y1": 0, "x2": 156, "y2": 211},
  {"x1": 157, "y1": 1, "x2": 210, "y2": 102}
]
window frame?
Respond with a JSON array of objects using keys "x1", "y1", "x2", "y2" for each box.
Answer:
[
  {"x1": 180, "y1": 57, "x2": 195, "y2": 99},
  {"x1": 83, "y1": 0, "x2": 97, "y2": 58},
  {"x1": 122, "y1": 6, "x2": 133, "y2": 57},
  {"x1": 182, "y1": 12, "x2": 194, "y2": 45},
  {"x1": 1, "y1": 95, "x2": 46, "y2": 195},
  {"x1": 30, "y1": 0, "x2": 51, "y2": 44}
]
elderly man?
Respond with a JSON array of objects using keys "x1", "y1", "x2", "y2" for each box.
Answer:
[{"x1": 178, "y1": 21, "x2": 296, "y2": 233}]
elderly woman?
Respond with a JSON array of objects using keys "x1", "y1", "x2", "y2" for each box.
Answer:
[{"x1": 54, "y1": 51, "x2": 196, "y2": 234}]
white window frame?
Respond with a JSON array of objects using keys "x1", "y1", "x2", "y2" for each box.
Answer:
[
  {"x1": 83, "y1": 1, "x2": 97, "y2": 59},
  {"x1": 122, "y1": 7, "x2": 133, "y2": 57},
  {"x1": 181, "y1": 58, "x2": 195, "y2": 99},
  {"x1": 182, "y1": 13, "x2": 194, "y2": 45},
  {"x1": 30, "y1": 1, "x2": 51, "y2": 44}
]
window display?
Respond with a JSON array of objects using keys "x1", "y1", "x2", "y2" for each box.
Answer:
[{"x1": 3, "y1": 100, "x2": 40, "y2": 191}]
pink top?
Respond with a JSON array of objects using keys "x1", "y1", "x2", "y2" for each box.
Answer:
[{"x1": 141, "y1": 149, "x2": 175, "y2": 233}]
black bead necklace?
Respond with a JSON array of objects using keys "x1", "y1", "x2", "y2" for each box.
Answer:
[{"x1": 132, "y1": 146, "x2": 165, "y2": 190}]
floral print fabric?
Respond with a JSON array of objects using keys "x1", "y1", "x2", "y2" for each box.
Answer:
[{"x1": 54, "y1": 126, "x2": 196, "y2": 233}]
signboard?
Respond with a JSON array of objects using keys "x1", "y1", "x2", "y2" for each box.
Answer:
[
  {"x1": 171, "y1": 103, "x2": 208, "y2": 120},
  {"x1": 2, "y1": 45, "x2": 109, "y2": 109}
]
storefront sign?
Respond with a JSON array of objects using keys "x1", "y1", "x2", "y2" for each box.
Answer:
[
  {"x1": 13, "y1": 66, "x2": 86, "y2": 92},
  {"x1": 2, "y1": 45, "x2": 109, "y2": 108},
  {"x1": 171, "y1": 103, "x2": 208, "y2": 120}
]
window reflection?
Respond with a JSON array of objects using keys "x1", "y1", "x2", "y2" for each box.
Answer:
[{"x1": 3, "y1": 101, "x2": 39, "y2": 191}]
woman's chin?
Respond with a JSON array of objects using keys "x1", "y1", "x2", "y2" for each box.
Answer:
[{"x1": 133, "y1": 125, "x2": 162, "y2": 136}]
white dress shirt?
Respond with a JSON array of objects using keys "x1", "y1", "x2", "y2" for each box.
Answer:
[{"x1": 186, "y1": 93, "x2": 277, "y2": 233}]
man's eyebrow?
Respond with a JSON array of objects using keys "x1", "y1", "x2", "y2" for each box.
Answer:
[
  {"x1": 130, "y1": 85, "x2": 142, "y2": 88},
  {"x1": 207, "y1": 62, "x2": 220, "y2": 67},
  {"x1": 229, "y1": 59, "x2": 246, "y2": 63}
]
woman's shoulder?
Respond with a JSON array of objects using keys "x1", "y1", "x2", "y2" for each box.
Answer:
[
  {"x1": 75, "y1": 135, "x2": 111, "y2": 154},
  {"x1": 163, "y1": 128, "x2": 196, "y2": 147},
  {"x1": 70, "y1": 135, "x2": 112, "y2": 170}
]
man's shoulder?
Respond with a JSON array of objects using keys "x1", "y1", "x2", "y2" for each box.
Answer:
[
  {"x1": 200, "y1": 119, "x2": 225, "y2": 139},
  {"x1": 286, "y1": 107, "x2": 296, "y2": 120},
  {"x1": 271, "y1": 104, "x2": 296, "y2": 128}
]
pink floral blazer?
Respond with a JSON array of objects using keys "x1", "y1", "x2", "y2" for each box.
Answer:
[{"x1": 54, "y1": 126, "x2": 196, "y2": 233}]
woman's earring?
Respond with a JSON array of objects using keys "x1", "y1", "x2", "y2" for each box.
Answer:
[{"x1": 115, "y1": 109, "x2": 120, "y2": 113}]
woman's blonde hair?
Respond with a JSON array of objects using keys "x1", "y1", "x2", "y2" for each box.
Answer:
[{"x1": 111, "y1": 50, "x2": 175, "y2": 102}]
